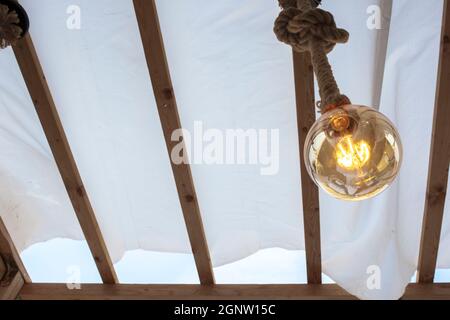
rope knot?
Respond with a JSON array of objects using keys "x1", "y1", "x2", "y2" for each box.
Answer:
[
  {"x1": 0, "y1": 4, "x2": 22, "y2": 49},
  {"x1": 274, "y1": 7, "x2": 349, "y2": 53}
]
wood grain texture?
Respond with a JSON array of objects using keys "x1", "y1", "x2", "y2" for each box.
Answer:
[
  {"x1": 12, "y1": 34, "x2": 117, "y2": 284},
  {"x1": 132, "y1": 0, "x2": 214, "y2": 284},
  {"x1": 0, "y1": 254, "x2": 5, "y2": 283},
  {"x1": 0, "y1": 272, "x2": 24, "y2": 300},
  {"x1": 19, "y1": 284, "x2": 354, "y2": 300},
  {"x1": 0, "y1": 217, "x2": 31, "y2": 283},
  {"x1": 17, "y1": 283, "x2": 450, "y2": 300},
  {"x1": 293, "y1": 51, "x2": 322, "y2": 284},
  {"x1": 417, "y1": 0, "x2": 450, "y2": 283}
]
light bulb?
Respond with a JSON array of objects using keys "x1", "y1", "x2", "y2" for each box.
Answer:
[
  {"x1": 335, "y1": 136, "x2": 370, "y2": 170},
  {"x1": 304, "y1": 105, "x2": 402, "y2": 201}
]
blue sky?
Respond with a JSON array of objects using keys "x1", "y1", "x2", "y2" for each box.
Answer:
[{"x1": 20, "y1": 239, "x2": 449, "y2": 285}]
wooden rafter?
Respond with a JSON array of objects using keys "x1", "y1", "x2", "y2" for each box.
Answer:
[
  {"x1": 0, "y1": 256, "x2": 4, "y2": 281},
  {"x1": 17, "y1": 283, "x2": 450, "y2": 300},
  {"x1": 293, "y1": 51, "x2": 322, "y2": 284},
  {"x1": 417, "y1": 0, "x2": 450, "y2": 284},
  {"x1": 12, "y1": 34, "x2": 118, "y2": 284},
  {"x1": 0, "y1": 217, "x2": 28, "y2": 300},
  {"x1": 132, "y1": 0, "x2": 214, "y2": 284},
  {"x1": 0, "y1": 217, "x2": 30, "y2": 283},
  {"x1": 0, "y1": 271, "x2": 24, "y2": 300}
]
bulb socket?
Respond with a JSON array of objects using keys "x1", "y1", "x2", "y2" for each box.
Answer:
[{"x1": 330, "y1": 114, "x2": 350, "y2": 132}]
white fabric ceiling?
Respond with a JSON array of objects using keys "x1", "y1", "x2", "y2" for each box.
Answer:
[{"x1": 0, "y1": 0, "x2": 448, "y2": 300}]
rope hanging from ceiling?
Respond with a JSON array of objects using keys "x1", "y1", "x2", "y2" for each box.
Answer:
[
  {"x1": 274, "y1": 0, "x2": 350, "y2": 112},
  {"x1": 0, "y1": 0, "x2": 29, "y2": 49},
  {"x1": 277, "y1": 0, "x2": 403, "y2": 202}
]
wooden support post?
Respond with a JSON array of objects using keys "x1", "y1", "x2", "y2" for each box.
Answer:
[
  {"x1": 0, "y1": 218, "x2": 30, "y2": 284},
  {"x1": 0, "y1": 217, "x2": 28, "y2": 300},
  {"x1": 132, "y1": 0, "x2": 214, "y2": 284},
  {"x1": 293, "y1": 51, "x2": 322, "y2": 284},
  {"x1": 0, "y1": 272, "x2": 24, "y2": 300},
  {"x1": 12, "y1": 34, "x2": 118, "y2": 284},
  {"x1": 417, "y1": 0, "x2": 450, "y2": 283}
]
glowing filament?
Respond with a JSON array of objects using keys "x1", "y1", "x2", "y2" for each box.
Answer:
[{"x1": 336, "y1": 136, "x2": 370, "y2": 170}]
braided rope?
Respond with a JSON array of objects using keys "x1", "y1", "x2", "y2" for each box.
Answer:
[
  {"x1": 274, "y1": 0, "x2": 350, "y2": 112},
  {"x1": 279, "y1": 0, "x2": 320, "y2": 10},
  {"x1": 0, "y1": 4, "x2": 22, "y2": 49}
]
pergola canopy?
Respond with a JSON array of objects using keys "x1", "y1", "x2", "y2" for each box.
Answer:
[{"x1": 0, "y1": 0, "x2": 449, "y2": 300}]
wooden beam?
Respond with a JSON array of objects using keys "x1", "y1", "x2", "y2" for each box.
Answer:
[
  {"x1": 417, "y1": 0, "x2": 450, "y2": 283},
  {"x1": 0, "y1": 217, "x2": 31, "y2": 283},
  {"x1": 0, "y1": 271, "x2": 24, "y2": 300},
  {"x1": 17, "y1": 283, "x2": 450, "y2": 300},
  {"x1": 1, "y1": 217, "x2": 25, "y2": 300},
  {"x1": 293, "y1": 51, "x2": 322, "y2": 284},
  {"x1": 0, "y1": 255, "x2": 5, "y2": 281},
  {"x1": 12, "y1": 34, "x2": 118, "y2": 284},
  {"x1": 19, "y1": 284, "x2": 354, "y2": 300},
  {"x1": 132, "y1": 0, "x2": 214, "y2": 285},
  {"x1": 402, "y1": 283, "x2": 450, "y2": 300}
]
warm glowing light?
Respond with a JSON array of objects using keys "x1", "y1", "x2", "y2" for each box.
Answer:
[
  {"x1": 335, "y1": 136, "x2": 370, "y2": 170},
  {"x1": 304, "y1": 105, "x2": 402, "y2": 201}
]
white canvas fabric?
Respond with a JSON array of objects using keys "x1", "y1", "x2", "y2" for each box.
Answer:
[{"x1": 0, "y1": 0, "x2": 447, "y2": 299}]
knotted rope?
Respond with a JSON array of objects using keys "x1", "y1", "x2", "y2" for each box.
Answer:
[
  {"x1": 0, "y1": 3, "x2": 22, "y2": 49},
  {"x1": 274, "y1": 0, "x2": 350, "y2": 112}
]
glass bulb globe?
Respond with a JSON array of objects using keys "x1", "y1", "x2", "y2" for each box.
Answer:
[{"x1": 304, "y1": 105, "x2": 402, "y2": 201}]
